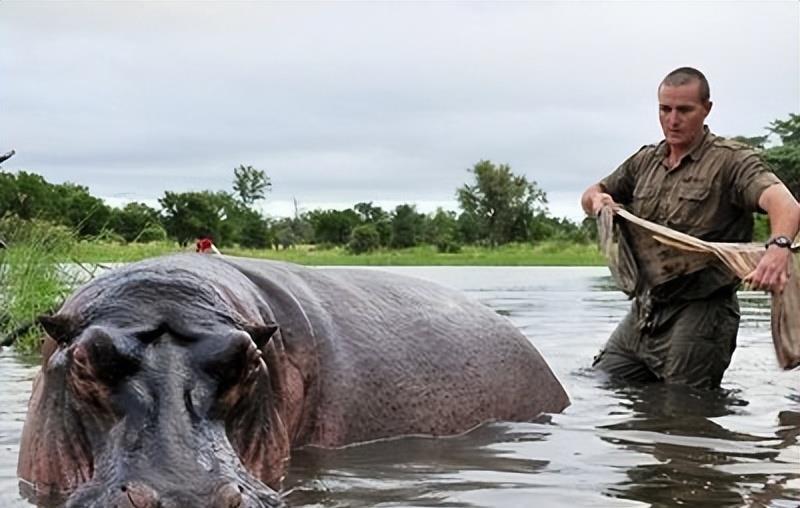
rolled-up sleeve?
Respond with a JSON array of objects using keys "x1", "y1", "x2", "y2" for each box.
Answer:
[
  {"x1": 599, "y1": 146, "x2": 648, "y2": 205},
  {"x1": 729, "y1": 151, "x2": 782, "y2": 212}
]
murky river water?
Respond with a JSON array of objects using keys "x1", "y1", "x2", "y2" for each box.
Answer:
[{"x1": 1, "y1": 266, "x2": 798, "y2": 507}]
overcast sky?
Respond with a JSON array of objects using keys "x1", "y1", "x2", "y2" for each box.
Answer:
[{"x1": 1, "y1": 1, "x2": 798, "y2": 221}]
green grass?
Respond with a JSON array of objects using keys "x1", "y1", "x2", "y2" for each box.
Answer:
[
  {"x1": 0, "y1": 219, "x2": 78, "y2": 355},
  {"x1": 70, "y1": 239, "x2": 182, "y2": 263},
  {"x1": 66, "y1": 240, "x2": 605, "y2": 266}
]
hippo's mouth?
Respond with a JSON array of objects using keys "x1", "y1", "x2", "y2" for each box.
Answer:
[
  {"x1": 61, "y1": 477, "x2": 285, "y2": 508},
  {"x1": 20, "y1": 477, "x2": 284, "y2": 508},
  {"x1": 18, "y1": 309, "x2": 288, "y2": 508},
  {"x1": 19, "y1": 415, "x2": 286, "y2": 508}
]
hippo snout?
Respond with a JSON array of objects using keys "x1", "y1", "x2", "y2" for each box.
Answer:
[
  {"x1": 65, "y1": 480, "x2": 284, "y2": 508},
  {"x1": 211, "y1": 482, "x2": 286, "y2": 508},
  {"x1": 114, "y1": 482, "x2": 159, "y2": 508}
]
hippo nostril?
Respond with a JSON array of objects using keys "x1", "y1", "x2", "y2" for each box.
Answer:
[
  {"x1": 123, "y1": 482, "x2": 160, "y2": 508},
  {"x1": 213, "y1": 482, "x2": 244, "y2": 508}
]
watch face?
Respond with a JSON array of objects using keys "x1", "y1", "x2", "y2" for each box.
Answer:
[{"x1": 770, "y1": 236, "x2": 791, "y2": 248}]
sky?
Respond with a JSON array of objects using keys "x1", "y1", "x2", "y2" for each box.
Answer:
[{"x1": 1, "y1": 1, "x2": 798, "y2": 222}]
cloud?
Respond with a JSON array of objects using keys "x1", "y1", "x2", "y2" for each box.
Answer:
[{"x1": 1, "y1": 2, "x2": 797, "y2": 222}]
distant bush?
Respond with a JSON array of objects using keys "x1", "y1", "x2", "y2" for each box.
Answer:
[
  {"x1": 92, "y1": 228, "x2": 126, "y2": 244},
  {"x1": 135, "y1": 223, "x2": 169, "y2": 243},
  {"x1": 312, "y1": 242, "x2": 338, "y2": 251},
  {"x1": 435, "y1": 239, "x2": 462, "y2": 254},
  {"x1": 348, "y1": 224, "x2": 380, "y2": 254}
]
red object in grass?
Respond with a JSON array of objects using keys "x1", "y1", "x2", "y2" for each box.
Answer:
[{"x1": 195, "y1": 237, "x2": 220, "y2": 254}]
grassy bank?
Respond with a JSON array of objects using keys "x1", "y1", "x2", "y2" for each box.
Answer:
[
  {"x1": 0, "y1": 219, "x2": 78, "y2": 355},
  {"x1": 69, "y1": 240, "x2": 606, "y2": 266}
]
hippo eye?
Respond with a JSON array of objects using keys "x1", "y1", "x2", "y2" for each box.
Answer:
[
  {"x1": 135, "y1": 324, "x2": 169, "y2": 344},
  {"x1": 202, "y1": 333, "x2": 255, "y2": 392},
  {"x1": 209, "y1": 345, "x2": 248, "y2": 388},
  {"x1": 70, "y1": 328, "x2": 141, "y2": 389}
]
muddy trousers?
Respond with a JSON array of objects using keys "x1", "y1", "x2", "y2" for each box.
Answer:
[{"x1": 593, "y1": 293, "x2": 740, "y2": 389}]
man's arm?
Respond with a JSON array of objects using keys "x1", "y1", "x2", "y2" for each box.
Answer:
[
  {"x1": 746, "y1": 183, "x2": 800, "y2": 293},
  {"x1": 582, "y1": 147, "x2": 644, "y2": 216}
]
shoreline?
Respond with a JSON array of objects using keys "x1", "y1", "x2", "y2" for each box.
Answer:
[{"x1": 69, "y1": 240, "x2": 607, "y2": 267}]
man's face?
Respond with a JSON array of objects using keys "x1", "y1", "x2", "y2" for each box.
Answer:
[{"x1": 658, "y1": 80, "x2": 711, "y2": 149}]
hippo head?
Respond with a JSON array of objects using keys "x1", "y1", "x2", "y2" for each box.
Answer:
[{"x1": 17, "y1": 257, "x2": 291, "y2": 508}]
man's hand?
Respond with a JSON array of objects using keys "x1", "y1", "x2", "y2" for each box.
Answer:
[
  {"x1": 581, "y1": 184, "x2": 620, "y2": 216},
  {"x1": 745, "y1": 246, "x2": 792, "y2": 294},
  {"x1": 748, "y1": 183, "x2": 800, "y2": 294},
  {"x1": 590, "y1": 192, "x2": 619, "y2": 216}
]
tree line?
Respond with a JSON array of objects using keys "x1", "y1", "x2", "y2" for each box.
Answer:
[
  {"x1": 0, "y1": 114, "x2": 796, "y2": 253},
  {"x1": 0, "y1": 161, "x2": 598, "y2": 254}
]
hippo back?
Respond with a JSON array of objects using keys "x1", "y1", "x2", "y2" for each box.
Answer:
[{"x1": 223, "y1": 257, "x2": 569, "y2": 447}]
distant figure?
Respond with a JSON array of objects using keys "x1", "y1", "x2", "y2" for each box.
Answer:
[
  {"x1": 0, "y1": 149, "x2": 15, "y2": 166},
  {"x1": 195, "y1": 237, "x2": 220, "y2": 255}
]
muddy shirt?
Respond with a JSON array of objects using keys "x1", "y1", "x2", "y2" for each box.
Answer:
[{"x1": 599, "y1": 126, "x2": 781, "y2": 301}]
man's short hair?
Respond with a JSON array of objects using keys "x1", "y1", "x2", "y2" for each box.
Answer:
[{"x1": 660, "y1": 67, "x2": 711, "y2": 102}]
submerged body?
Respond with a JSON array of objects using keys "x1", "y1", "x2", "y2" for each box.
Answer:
[{"x1": 18, "y1": 254, "x2": 569, "y2": 507}]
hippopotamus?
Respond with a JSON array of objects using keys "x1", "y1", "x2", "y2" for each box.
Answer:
[{"x1": 17, "y1": 254, "x2": 569, "y2": 507}]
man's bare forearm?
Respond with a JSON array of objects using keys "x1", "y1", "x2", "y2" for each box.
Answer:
[{"x1": 759, "y1": 184, "x2": 800, "y2": 242}]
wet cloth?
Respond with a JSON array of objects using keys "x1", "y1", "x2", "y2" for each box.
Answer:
[
  {"x1": 599, "y1": 127, "x2": 781, "y2": 303},
  {"x1": 599, "y1": 207, "x2": 800, "y2": 371}
]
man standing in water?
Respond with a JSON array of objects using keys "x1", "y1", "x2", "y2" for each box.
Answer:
[{"x1": 581, "y1": 67, "x2": 800, "y2": 389}]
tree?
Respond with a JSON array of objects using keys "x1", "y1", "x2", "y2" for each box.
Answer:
[
  {"x1": 456, "y1": 160, "x2": 548, "y2": 246},
  {"x1": 456, "y1": 211, "x2": 481, "y2": 244},
  {"x1": 51, "y1": 182, "x2": 112, "y2": 237},
  {"x1": 389, "y1": 204, "x2": 424, "y2": 248},
  {"x1": 306, "y1": 209, "x2": 361, "y2": 245},
  {"x1": 354, "y1": 201, "x2": 391, "y2": 246},
  {"x1": 764, "y1": 114, "x2": 800, "y2": 199},
  {"x1": 0, "y1": 172, "x2": 114, "y2": 238},
  {"x1": 271, "y1": 216, "x2": 313, "y2": 249},
  {"x1": 3, "y1": 171, "x2": 55, "y2": 220},
  {"x1": 528, "y1": 214, "x2": 589, "y2": 243},
  {"x1": 159, "y1": 191, "x2": 237, "y2": 246},
  {"x1": 730, "y1": 135, "x2": 768, "y2": 150},
  {"x1": 235, "y1": 208, "x2": 272, "y2": 249},
  {"x1": 233, "y1": 165, "x2": 271, "y2": 206},
  {"x1": 768, "y1": 114, "x2": 800, "y2": 145},
  {"x1": 109, "y1": 202, "x2": 160, "y2": 242}
]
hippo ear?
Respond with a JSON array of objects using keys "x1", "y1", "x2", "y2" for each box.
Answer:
[
  {"x1": 244, "y1": 322, "x2": 279, "y2": 350},
  {"x1": 38, "y1": 314, "x2": 78, "y2": 345}
]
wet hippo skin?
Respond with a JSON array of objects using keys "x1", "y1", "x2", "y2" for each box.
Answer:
[{"x1": 17, "y1": 254, "x2": 569, "y2": 507}]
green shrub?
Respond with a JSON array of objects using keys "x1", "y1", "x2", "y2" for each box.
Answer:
[
  {"x1": 435, "y1": 239, "x2": 462, "y2": 254},
  {"x1": 92, "y1": 228, "x2": 126, "y2": 244},
  {"x1": 348, "y1": 224, "x2": 380, "y2": 254},
  {"x1": 135, "y1": 223, "x2": 169, "y2": 243}
]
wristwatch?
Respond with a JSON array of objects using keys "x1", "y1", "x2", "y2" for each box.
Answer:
[{"x1": 765, "y1": 235, "x2": 792, "y2": 249}]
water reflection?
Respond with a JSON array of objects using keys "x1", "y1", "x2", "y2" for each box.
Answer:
[
  {"x1": 284, "y1": 422, "x2": 552, "y2": 508},
  {"x1": 598, "y1": 383, "x2": 783, "y2": 507}
]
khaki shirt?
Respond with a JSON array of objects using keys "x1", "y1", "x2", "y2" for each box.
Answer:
[{"x1": 599, "y1": 126, "x2": 781, "y2": 301}]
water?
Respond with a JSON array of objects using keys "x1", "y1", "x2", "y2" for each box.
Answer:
[{"x1": 1, "y1": 266, "x2": 798, "y2": 507}]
